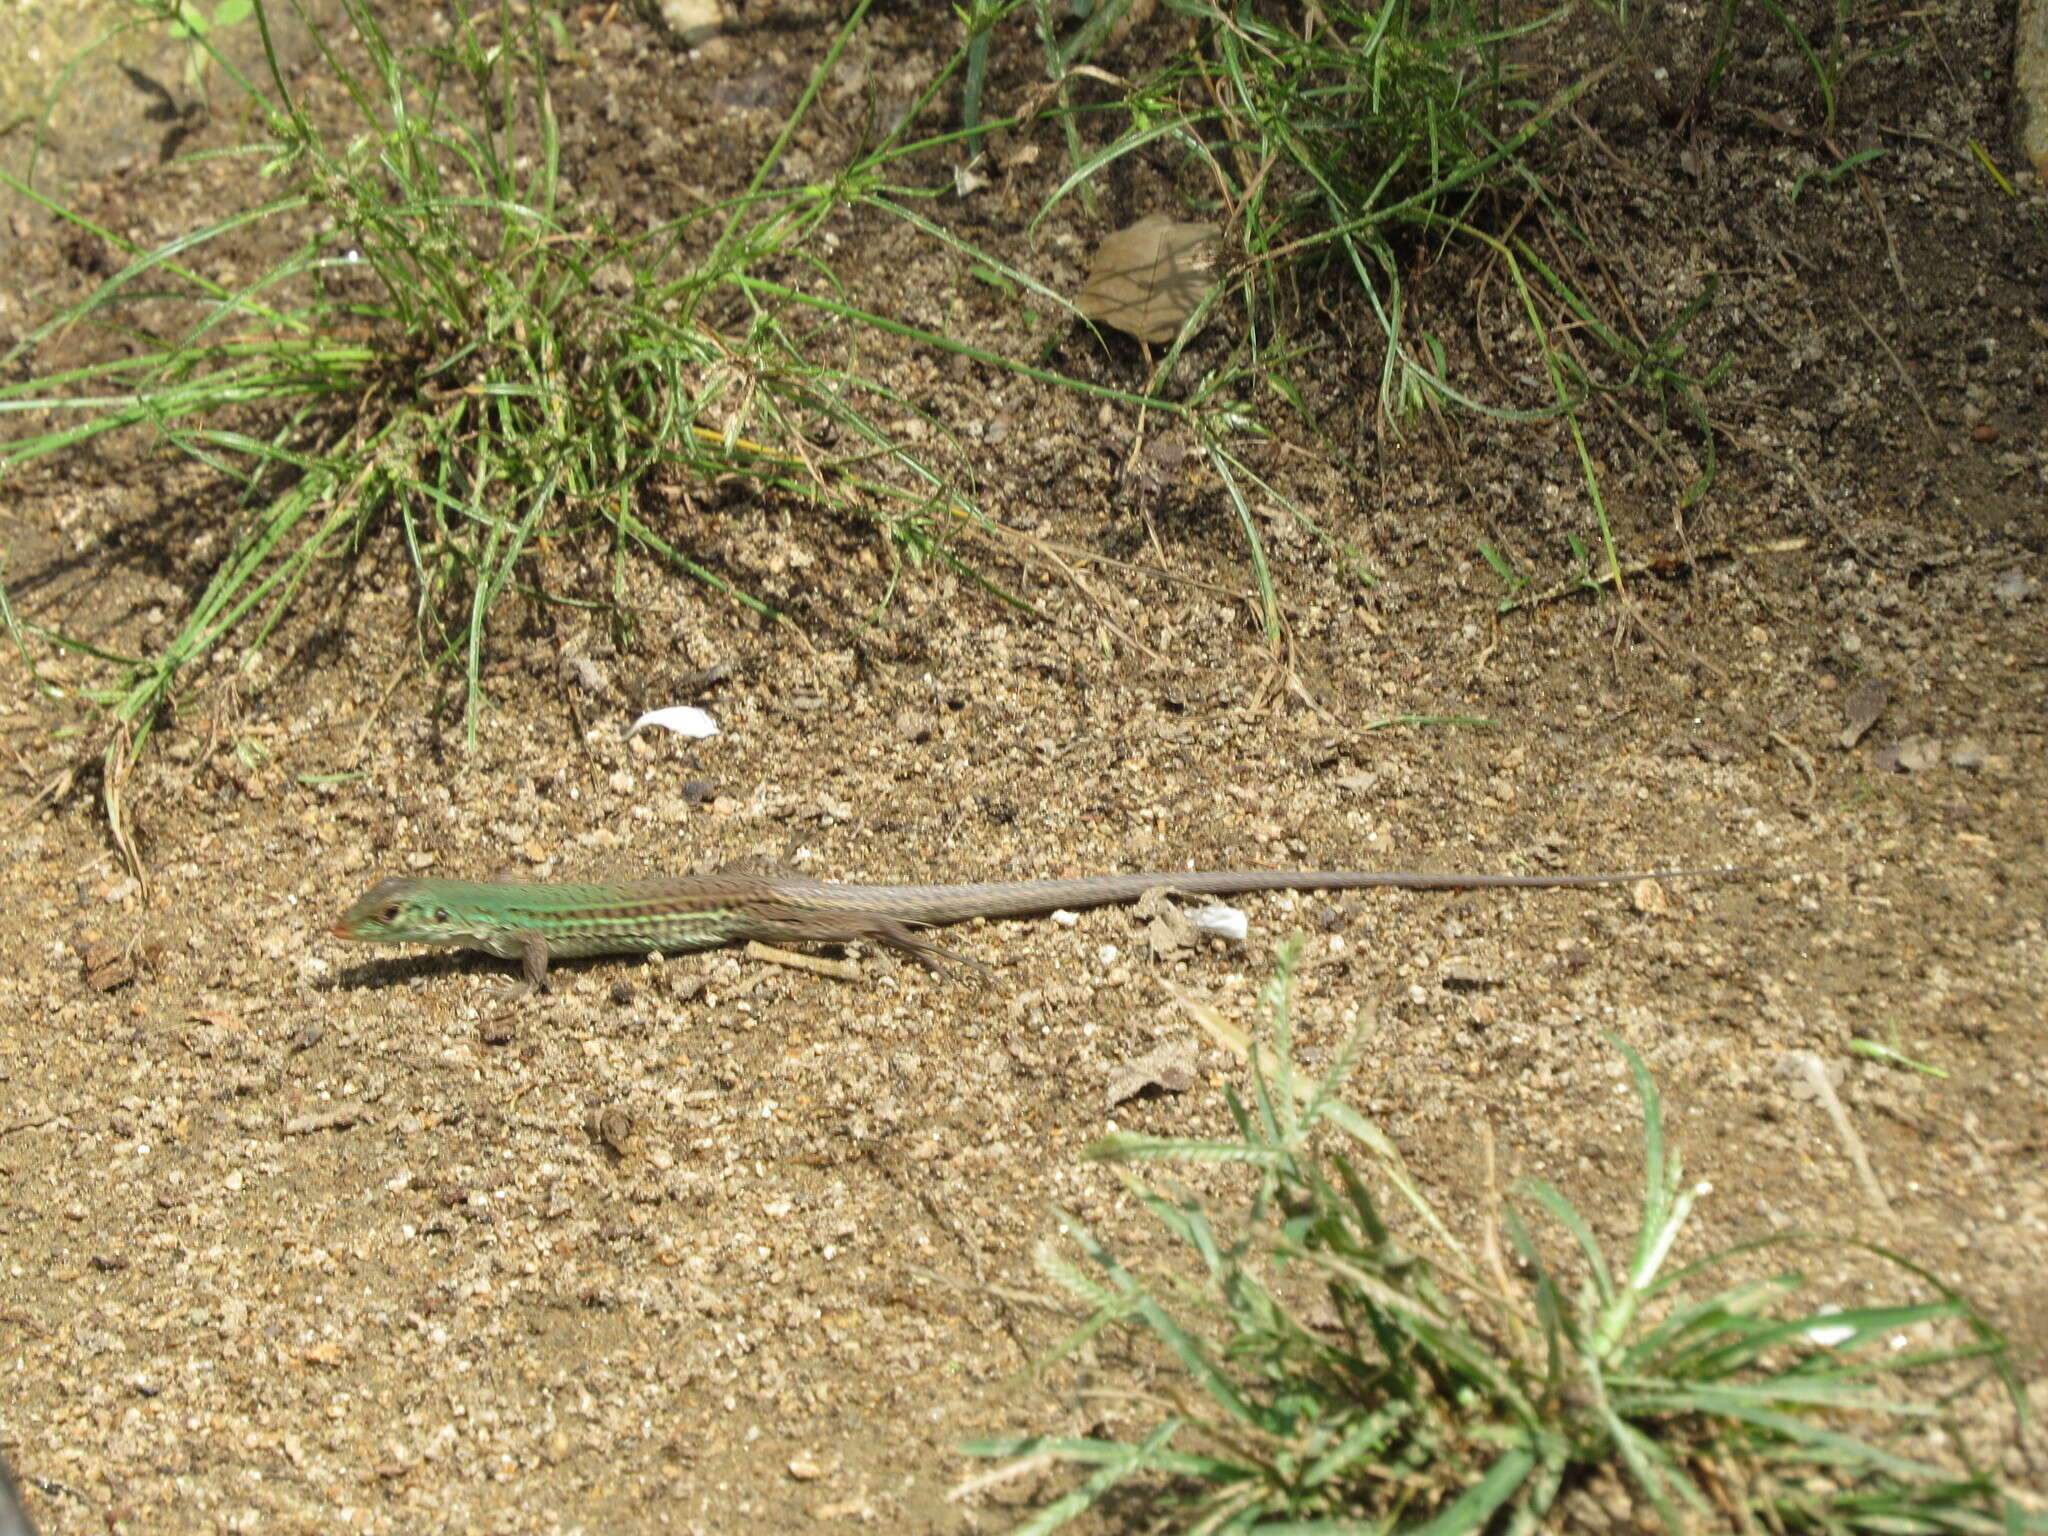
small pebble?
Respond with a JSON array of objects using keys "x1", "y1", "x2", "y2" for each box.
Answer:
[
  {"x1": 1876, "y1": 735, "x2": 1941, "y2": 773},
  {"x1": 1992, "y1": 570, "x2": 2034, "y2": 604},
  {"x1": 1442, "y1": 960, "x2": 1498, "y2": 990}
]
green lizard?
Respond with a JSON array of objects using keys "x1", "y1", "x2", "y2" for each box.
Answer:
[{"x1": 331, "y1": 864, "x2": 1731, "y2": 989}]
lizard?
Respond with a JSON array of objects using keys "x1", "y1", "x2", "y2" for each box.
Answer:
[{"x1": 330, "y1": 864, "x2": 1735, "y2": 990}]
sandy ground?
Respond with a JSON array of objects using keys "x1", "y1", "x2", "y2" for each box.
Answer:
[{"x1": 2, "y1": 0, "x2": 2045, "y2": 1530}]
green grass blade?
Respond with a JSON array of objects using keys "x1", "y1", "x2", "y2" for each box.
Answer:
[{"x1": 1398, "y1": 1445, "x2": 1538, "y2": 1536}]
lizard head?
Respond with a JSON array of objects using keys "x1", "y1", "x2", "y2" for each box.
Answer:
[{"x1": 332, "y1": 878, "x2": 458, "y2": 943}]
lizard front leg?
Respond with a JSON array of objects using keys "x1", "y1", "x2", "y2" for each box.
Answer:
[{"x1": 519, "y1": 932, "x2": 552, "y2": 993}]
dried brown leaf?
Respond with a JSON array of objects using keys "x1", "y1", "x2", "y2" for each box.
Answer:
[{"x1": 1078, "y1": 214, "x2": 1223, "y2": 343}]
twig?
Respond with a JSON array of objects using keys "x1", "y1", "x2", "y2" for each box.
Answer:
[
  {"x1": 1764, "y1": 436, "x2": 1879, "y2": 565},
  {"x1": 1478, "y1": 1122, "x2": 1524, "y2": 1345},
  {"x1": 1841, "y1": 293, "x2": 1937, "y2": 439},
  {"x1": 965, "y1": 518, "x2": 1163, "y2": 662},
  {"x1": 743, "y1": 940, "x2": 862, "y2": 981},
  {"x1": 1506, "y1": 538, "x2": 1807, "y2": 612},
  {"x1": 1788, "y1": 1050, "x2": 1892, "y2": 1217},
  {"x1": 948, "y1": 1453, "x2": 1056, "y2": 1503},
  {"x1": 1611, "y1": 591, "x2": 1731, "y2": 685},
  {"x1": 1767, "y1": 727, "x2": 1816, "y2": 799},
  {"x1": 1847, "y1": 156, "x2": 1913, "y2": 313},
  {"x1": 102, "y1": 727, "x2": 148, "y2": 897}
]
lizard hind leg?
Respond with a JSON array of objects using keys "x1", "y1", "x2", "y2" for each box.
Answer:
[
  {"x1": 742, "y1": 900, "x2": 995, "y2": 980},
  {"x1": 859, "y1": 914, "x2": 995, "y2": 981}
]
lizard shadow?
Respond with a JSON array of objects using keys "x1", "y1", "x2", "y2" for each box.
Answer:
[
  {"x1": 328, "y1": 945, "x2": 984, "y2": 992},
  {"x1": 330, "y1": 951, "x2": 516, "y2": 991},
  {"x1": 329, "y1": 948, "x2": 730, "y2": 993}
]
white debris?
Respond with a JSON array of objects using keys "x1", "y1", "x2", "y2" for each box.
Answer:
[
  {"x1": 1190, "y1": 904, "x2": 1247, "y2": 941},
  {"x1": 628, "y1": 706, "x2": 719, "y2": 740}
]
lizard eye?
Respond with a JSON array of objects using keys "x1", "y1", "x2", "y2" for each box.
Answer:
[{"x1": 379, "y1": 903, "x2": 402, "y2": 922}]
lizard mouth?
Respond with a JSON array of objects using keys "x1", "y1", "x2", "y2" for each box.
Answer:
[{"x1": 330, "y1": 920, "x2": 358, "y2": 940}]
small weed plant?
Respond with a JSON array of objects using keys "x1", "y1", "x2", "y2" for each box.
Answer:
[{"x1": 968, "y1": 941, "x2": 2031, "y2": 1534}]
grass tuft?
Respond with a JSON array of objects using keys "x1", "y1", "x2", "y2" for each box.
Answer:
[
  {"x1": 1026, "y1": 0, "x2": 1730, "y2": 608},
  {"x1": 0, "y1": 0, "x2": 1026, "y2": 771},
  {"x1": 966, "y1": 941, "x2": 2033, "y2": 1535}
]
